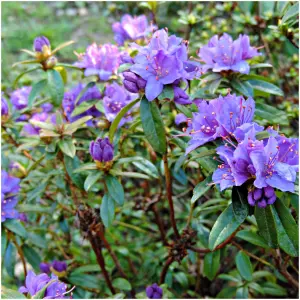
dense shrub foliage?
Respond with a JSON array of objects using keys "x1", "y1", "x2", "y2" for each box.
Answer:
[{"x1": 1, "y1": 2, "x2": 299, "y2": 299}]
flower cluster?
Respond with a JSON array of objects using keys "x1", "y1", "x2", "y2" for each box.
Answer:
[
  {"x1": 62, "y1": 83, "x2": 102, "y2": 125},
  {"x1": 146, "y1": 283, "x2": 163, "y2": 299},
  {"x1": 90, "y1": 137, "x2": 114, "y2": 163},
  {"x1": 19, "y1": 270, "x2": 70, "y2": 299},
  {"x1": 112, "y1": 14, "x2": 156, "y2": 46},
  {"x1": 10, "y1": 86, "x2": 32, "y2": 110},
  {"x1": 184, "y1": 94, "x2": 298, "y2": 207},
  {"x1": 103, "y1": 82, "x2": 138, "y2": 126},
  {"x1": 129, "y1": 29, "x2": 201, "y2": 101},
  {"x1": 1, "y1": 170, "x2": 20, "y2": 222},
  {"x1": 74, "y1": 43, "x2": 121, "y2": 81},
  {"x1": 198, "y1": 33, "x2": 261, "y2": 74}
]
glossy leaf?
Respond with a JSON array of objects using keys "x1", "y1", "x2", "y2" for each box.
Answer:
[
  {"x1": 208, "y1": 204, "x2": 242, "y2": 250},
  {"x1": 4, "y1": 219, "x2": 28, "y2": 239},
  {"x1": 1, "y1": 286, "x2": 26, "y2": 299},
  {"x1": 112, "y1": 278, "x2": 132, "y2": 291},
  {"x1": 63, "y1": 155, "x2": 85, "y2": 189},
  {"x1": 84, "y1": 171, "x2": 101, "y2": 192},
  {"x1": 236, "y1": 230, "x2": 270, "y2": 249},
  {"x1": 235, "y1": 251, "x2": 253, "y2": 281},
  {"x1": 232, "y1": 185, "x2": 249, "y2": 223},
  {"x1": 47, "y1": 69, "x2": 64, "y2": 106},
  {"x1": 158, "y1": 85, "x2": 174, "y2": 101},
  {"x1": 248, "y1": 79, "x2": 283, "y2": 96},
  {"x1": 191, "y1": 175, "x2": 212, "y2": 204},
  {"x1": 22, "y1": 244, "x2": 41, "y2": 270},
  {"x1": 231, "y1": 79, "x2": 253, "y2": 98},
  {"x1": 100, "y1": 194, "x2": 115, "y2": 227},
  {"x1": 28, "y1": 79, "x2": 47, "y2": 107},
  {"x1": 255, "y1": 205, "x2": 278, "y2": 248},
  {"x1": 68, "y1": 273, "x2": 101, "y2": 291},
  {"x1": 140, "y1": 96, "x2": 167, "y2": 154},
  {"x1": 204, "y1": 249, "x2": 220, "y2": 280},
  {"x1": 58, "y1": 139, "x2": 76, "y2": 158},
  {"x1": 105, "y1": 175, "x2": 125, "y2": 206},
  {"x1": 236, "y1": 286, "x2": 249, "y2": 299},
  {"x1": 4, "y1": 243, "x2": 16, "y2": 278}
]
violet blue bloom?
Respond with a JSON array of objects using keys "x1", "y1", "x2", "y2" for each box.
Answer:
[
  {"x1": 112, "y1": 14, "x2": 156, "y2": 46},
  {"x1": 146, "y1": 283, "x2": 163, "y2": 299},
  {"x1": 198, "y1": 33, "x2": 261, "y2": 74},
  {"x1": 62, "y1": 83, "x2": 102, "y2": 126},
  {"x1": 41, "y1": 103, "x2": 54, "y2": 113},
  {"x1": 250, "y1": 136, "x2": 298, "y2": 192},
  {"x1": 19, "y1": 213, "x2": 28, "y2": 222},
  {"x1": 90, "y1": 137, "x2": 114, "y2": 163},
  {"x1": 34, "y1": 36, "x2": 50, "y2": 52},
  {"x1": 19, "y1": 270, "x2": 69, "y2": 299},
  {"x1": 1, "y1": 170, "x2": 20, "y2": 222},
  {"x1": 173, "y1": 86, "x2": 192, "y2": 105},
  {"x1": 248, "y1": 186, "x2": 276, "y2": 208},
  {"x1": 130, "y1": 29, "x2": 201, "y2": 101},
  {"x1": 10, "y1": 86, "x2": 32, "y2": 110},
  {"x1": 103, "y1": 82, "x2": 138, "y2": 127},
  {"x1": 175, "y1": 113, "x2": 188, "y2": 126},
  {"x1": 74, "y1": 43, "x2": 121, "y2": 81},
  {"x1": 52, "y1": 260, "x2": 67, "y2": 273},
  {"x1": 1, "y1": 96, "x2": 9, "y2": 116},
  {"x1": 40, "y1": 262, "x2": 51, "y2": 274},
  {"x1": 123, "y1": 71, "x2": 146, "y2": 94}
]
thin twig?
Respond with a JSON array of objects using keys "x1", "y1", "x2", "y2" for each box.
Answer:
[
  {"x1": 160, "y1": 257, "x2": 174, "y2": 284},
  {"x1": 12, "y1": 235, "x2": 27, "y2": 277},
  {"x1": 163, "y1": 153, "x2": 180, "y2": 239}
]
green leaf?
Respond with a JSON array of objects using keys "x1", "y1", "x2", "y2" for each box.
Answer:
[
  {"x1": 70, "y1": 264, "x2": 100, "y2": 275},
  {"x1": 1, "y1": 286, "x2": 26, "y2": 299},
  {"x1": 58, "y1": 139, "x2": 76, "y2": 158},
  {"x1": 56, "y1": 63, "x2": 83, "y2": 71},
  {"x1": 208, "y1": 204, "x2": 242, "y2": 250},
  {"x1": 232, "y1": 185, "x2": 249, "y2": 223},
  {"x1": 47, "y1": 69, "x2": 64, "y2": 106},
  {"x1": 4, "y1": 219, "x2": 28, "y2": 239},
  {"x1": 22, "y1": 244, "x2": 41, "y2": 270},
  {"x1": 261, "y1": 282, "x2": 287, "y2": 296},
  {"x1": 158, "y1": 86, "x2": 174, "y2": 101},
  {"x1": 112, "y1": 278, "x2": 132, "y2": 291},
  {"x1": 13, "y1": 67, "x2": 42, "y2": 88},
  {"x1": 204, "y1": 249, "x2": 220, "y2": 280},
  {"x1": 4, "y1": 242, "x2": 16, "y2": 277},
  {"x1": 73, "y1": 162, "x2": 97, "y2": 173},
  {"x1": 117, "y1": 63, "x2": 132, "y2": 73},
  {"x1": 140, "y1": 96, "x2": 166, "y2": 154},
  {"x1": 216, "y1": 287, "x2": 237, "y2": 299},
  {"x1": 64, "y1": 116, "x2": 93, "y2": 134},
  {"x1": 18, "y1": 204, "x2": 52, "y2": 214},
  {"x1": 236, "y1": 286, "x2": 249, "y2": 299},
  {"x1": 71, "y1": 101, "x2": 97, "y2": 117},
  {"x1": 105, "y1": 175, "x2": 125, "y2": 206},
  {"x1": 84, "y1": 171, "x2": 102, "y2": 192},
  {"x1": 132, "y1": 160, "x2": 159, "y2": 178},
  {"x1": 282, "y1": 2, "x2": 299, "y2": 24},
  {"x1": 250, "y1": 63, "x2": 273, "y2": 69},
  {"x1": 64, "y1": 155, "x2": 85, "y2": 189},
  {"x1": 255, "y1": 205, "x2": 278, "y2": 248},
  {"x1": 248, "y1": 79, "x2": 283, "y2": 96},
  {"x1": 208, "y1": 78, "x2": 223, "y2": 94},
  {"x1": 68, "y1": 273, "x2": 101, "y2": 291},
  {"x1": 235, "y1": 251, "x2": 253, "y2": 281},
  {"x1": 191, "y1": 175, "x2": 212, "y2": 204},
  {"x1": 1, "y1": 229, "x2": 7, "y2": 260},
  {"x1": 109, "y1": 97, "x2": 141, "y2": 142},
  {"x1": 271, "y1": 199, "x2": 298, "y2": 257},
  {"x1": 28, "y1": 79, "x2": 47, "y2": 108},
  {"x1": 255, "y1": 103, "x2": 288, "y2": 125},
  {"x1": 29, "y1": 120, "x2": 56, "y2": 130},
  {"x1": 256, "y1": 130, "x2": 270, "y2": 140},
  {"x1": 110, "y1": 170, "x2": 151, "y2": 180},
  {"x1": 231, "y1": 79, "x2": 253, "y2": 98},
  {"x1": 100, "y1": 194, "x2": 115, "y2": 227},
  {"x1": 236, "y1": 230, "x2": 270, "y2": 249}
]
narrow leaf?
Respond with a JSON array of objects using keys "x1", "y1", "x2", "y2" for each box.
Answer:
[
  {"x1": 204, "y1": 250, "x2": 220, "y2": 280},
  {"x1": 47, "y1": 69, "x2": 64, "y2": 106},
  {"x1": 100, "y1": 194, "x2": 115, "y2": 227},
  {"x1": 236, "y1": 251, "x2": 253, "y2": 281},
  {"x1": 84, "y1": 171, "x2": 102, "y2": 192},
  {"x1": 28, "y1": 79, "x2": 47, "y2": 107},
  {"x1": 105, "y1": 175, "x2": 125, "y2": 206}
]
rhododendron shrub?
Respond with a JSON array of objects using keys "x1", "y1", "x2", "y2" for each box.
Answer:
[{"x1": 1, "y1": 2, "x2": 299, "y2": 299}]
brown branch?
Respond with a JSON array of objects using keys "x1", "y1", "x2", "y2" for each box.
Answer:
[
  {"x1": 151, "y1": 204, "x2": 168, "y2": 246},
  {"x1": 163, "y1": 153, "x2": 180, "y2": 239},
  {"x1": 159, "y1": 257, "x2": 174, "y2": 284},
  {"x1": 12, "y1": 235, "x2": 27, "y2": 277},
  {"x1": 187, "y1": 246, "x2": 210, "y2": 254},
  {"x1": 88, "y1": 233, "x2": 116, "y2": 294}
]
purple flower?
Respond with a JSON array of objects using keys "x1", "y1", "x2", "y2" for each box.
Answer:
[
  {"x1": 103, "y1": 82, "x2": 138, "y2": 127},
  {"x1": 40, "y1": 262, "x2": 51, "y2": 274},
  {"x1": 1, "y1": 170, "x2": 20, "y2": 222},
  {"x1": 198, "y1": 33, "x2": 261, "y2": 74},
  {"x1": 41, "y1": 103, "x2": 54, "y2": 113},
  {"x1": 185, "y1": 94, "x2": 256, "y2": 154},
  {"x1": 19, "y1": 270, "x2": 69, "y2": 299},
  {"x1": 123, "y1": 71, "x2": 146, "y2": 93},
  {"x1": 90, "y1": 137, "x2": 114, "y2": 163},
  {"x1": 112, "y1": 14, "x2": 156, "y2": 46},
  {"x1": 1, "y1": 96, "x2": 9, "y2": 116},
  {"x1": 52, "y1": 260, "x2": 67, "y2": 273},
  {"x1": 250, "y1": 136, "x2": 298, "y2": 193},
  {"x1": 19, "y1": 213, "x2": 28, "y2": 222},
  {"x1": 130, "y1": 29, "x2": 201, "y2": 101},
  {"x1": 10, "y1": 86, "x2": 32, "y2": 110},
  {"x1": 74, "y1": 43, "x2": 121, "y2": 81},
  {"x1": 175, "y1": 113, "x2": 188, "y2": 126},
  {"x1": 146, "y1": 283, "x2": 163, "y2": 299},
  {"x1": 248, "y1": 187, "x2": 276, "y2": 207},
  {"x1": 34, "y1": 36, "x2": 50, "y2": 53},
  {"x1": 173, "y1": 86, "x2": 192, "y2": 105},
  {"x1": 62, "y1": 83, "x2": 102, "y2": 126}
]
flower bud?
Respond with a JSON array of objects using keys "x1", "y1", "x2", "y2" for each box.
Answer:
[
  {"x1": 137, "y1": 77, "x2": 147, "y2": 89},
  {"x1": 146, "y1": 283, "x2": 163, "y2": 299},
  {"x1": 123, "y1": 71, "x2": 138, "y2": 82},
  {"x1": 123, "y1": 79, "x2": 139, "y2": 93},
  {"x1": 173, "y1": 86, "x2": 192, "y2": 105},
  {"x1": 90, "y1": 137, "x2": 114, "y2": 163},
  {"x1": 52, "y1": 260, "x2": 67, "y2": 272},
  {"x1": 40, "y1": 262, "x2": 51, "y2": 274},
  {"x1": 253, "y1": 188, "x2": 263, "y2": 201},
  {"x1": 247, "y1": 191, "x2": 255, "y2": 206},
  {"x1": 34, "y1": 36, "x2": 50, "y2": 53},
  {"x1": 44, "y1": 56, "x2": 57, "y2": 69},
  {"x1": 264, "y1": 186, "x2": 275, "y2": 198}
]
